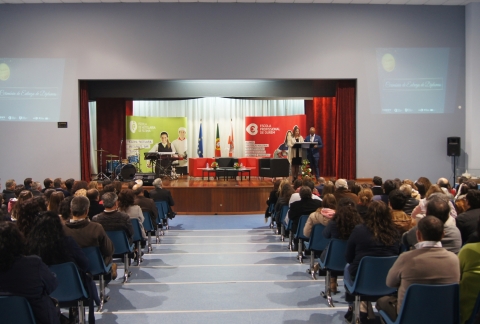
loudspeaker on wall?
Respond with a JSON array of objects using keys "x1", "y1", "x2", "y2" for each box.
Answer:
[{"x1": 447, "y1": 137, "x2": 461, "y2": 157}]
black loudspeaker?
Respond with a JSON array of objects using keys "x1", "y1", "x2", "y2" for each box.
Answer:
[
  {"x1": 447, "y1": 137, "x2": 461, "y2": 157},
  {"x1": 134, "y1": 173, "x2": 156, "y2": 186}
]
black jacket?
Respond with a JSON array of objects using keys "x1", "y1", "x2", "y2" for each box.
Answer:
[
  {"x1": 149, "y1": 188, "x2": 175, "y2": 207},
  {"x1": 456, "y1": 208, "x2": 480, "y2": 244},
  {"x1": 403, "y1": 197, "x2": 419, "y2": 216},
  {"x1": 88, "y1": 200, "x2": 105, "y2": 220},
  {"x1": 2, "y1": 189, "x2": 15, "y2": 204},
  {"x1": 92, "y1": 211, "x2": 134, "y2": 244},
  {"x1": 289, "y1": 198, "x2": 323, "y2": 235}
]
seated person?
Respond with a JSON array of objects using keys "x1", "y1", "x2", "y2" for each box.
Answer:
[
  {"x1": 0, "y1": 222, "x2": 60, "y2": 324},
  {"x1": 389, "y1": 189, "x2": 414, "y2": 234},
  {"x1": 403, "y1": 196, "x2": 462, "y2": 254},
  {"x1": 133, "y1": 182, "x2": 158, "y2": 230},
  {"x1": 376, "y1": 216, "x2": 460, "y2": 322},
  {"x1": 265, "y1": 180, "x2": 281, "y2": 222},
  {"x1": 118, "y1": 189, "x2": 147, "y2": 240},
  {"x1": 64, "y1": 196, "x2": 115, "y2": 274},
  {"x1": 149, "y1": 178, "x2": 175, "y2": 220},
  {"x1": 372, "y1": 179, "x2": 396, "y2": 205},
  {"x1": 459, "y1": 228, "x2": 480, "y2": 323},
  {"x1": 92, "y1": 192, "x2": 134, "y2": 244},
  {"x1": 274, "y1": 181, "x2": 294, "y2": 234},
  {"x1": 87, "y1": 189, "x2": 104, "y2": 219},
  {"x1": 25, "y1": 211, "x2": 98, "y2": 324},
  {"x1": 456, "y1": 189, "x2": 480, "y2": 245},
  {"x1": 304, "y1": 194, "x2": 337, "y2": 238},
  {"x1": 289, "y1": 186, "x2": 322, "y2": 250},
  {"x1": 399, "y1": 184, "x2": 419, "y2": 215},
  {"x1": 333, "y1": 179, "x2": 359, "y2": 204},
  {"x1": 344, "y1": 201, "x2": 401, "y2": 323}
]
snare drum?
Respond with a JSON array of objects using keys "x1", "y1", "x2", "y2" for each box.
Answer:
[
  {"x1": 128, "y1": 155, "x2": 139, "y2": 164},
  {"x1": 106, "y1": 160, "x2": 120, "y2": 173},
  {"x1": 115, "y1": 163, "x2": 136, "y2": 180}
]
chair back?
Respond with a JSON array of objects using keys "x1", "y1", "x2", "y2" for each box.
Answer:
[
  {"x1": 308, "y1": 224, "x2": 330, "y2": 251},
  {"x1": 295, "y1": 215, "x2": 310, "y2": 240},
  {"x1": 131, "y1": 219, "x2": 143, "y2": 242},
  {"x1": 106, "y1": 230, "x2": 134, "y2": 255},
  {"x1": 279, "y1": 205, "x2": 289, "y2": 226},
  {"x1": 49, "y1": 262, "x2": 89, "y2": 302},
  {"x1": 394, "y1": 284, "x2": 459, "y2": 324},
  {"x1": 268, "y1": 203, "x2": 275, "y2": 217},
  {"x1": 142, "y1": 211, "x2": 154, "y2": 231},
  {"x1": 349, "y1": 256, "x2": 397, "y2": 296},
  {"x1": 155, "y1": 201, "x2": 168, "y2": 221},
  {"x1": 82, "y1": 246, "x2": 111, "y2": 276},
  {"x1": 0, "y1": 296, "x2": 37, "y2": 324},
  {"x1": 320, "y1": 239, "x2": 348, "y2": 271}
]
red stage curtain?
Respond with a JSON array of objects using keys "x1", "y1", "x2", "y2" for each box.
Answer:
[
  {"x1": 96, "y1": 99, "x2": 127, "y2": 172},
  {"x1": 335, "y1": 80, "x2": 356, "y2": 180},
  {"x1": 305, "y1": 80, "x2": 356, "y2": 179},
  {"x1": 305, "y1": 97, "x2": 337, "y2": 178},
  {"x1": 126, "y1": 100, "x2": 133, "y2": 116},
  {"x1": 79, "y1": 81, "x2": 91, "y2": 181}
]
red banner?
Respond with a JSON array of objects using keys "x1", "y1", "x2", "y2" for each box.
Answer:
[{"x1": 245, "y1": 115, "x2": 306, "y2": 158}]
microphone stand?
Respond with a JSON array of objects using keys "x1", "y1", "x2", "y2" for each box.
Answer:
[{"x1": 118, "y1": 139, "x2": 123, "y2": 180}]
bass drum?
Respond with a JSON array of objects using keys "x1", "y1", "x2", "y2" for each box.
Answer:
[{"x1": 115, "y1": 163, "x2": 136, "y2": 181}]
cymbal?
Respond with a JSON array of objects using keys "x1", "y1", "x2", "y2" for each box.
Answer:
[
  {"x1": 106, "y1": 154, "x2": 118, "y2": 158},
  {"x1": 95, "y1": 149, "x2": 108, "y2": 152}
]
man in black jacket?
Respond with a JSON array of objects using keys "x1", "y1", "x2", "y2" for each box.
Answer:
[
  {"x1": 289, "y1": 186, "x2": 322, "y2": 250},
  {"x1": 2, "y1": 179, "x2": 16, "y2": 205},
  {"x1": 149, "y1": 178, "x2": 175, "y2": 218},
  {"x1": 456, "y1": 189, "x2": 480, "y2": 244},
  {"x1": 92, "y1": 192, "x2": 133, "y2": 244},
  {"x1": 371, "y1": 176, "x2": 384, "y2": 196}
]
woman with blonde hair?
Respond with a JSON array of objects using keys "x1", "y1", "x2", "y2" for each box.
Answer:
[
  {"x1": 287, "y1": 125, "x2": 304, "y2": 181},
  {"x1": 88, "y1": 181, "x2": 99, "y2": 190}
]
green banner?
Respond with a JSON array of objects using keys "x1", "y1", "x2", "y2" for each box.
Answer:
[{"x1": 126, "y1": 116, "x2": 187, "y2": 172}]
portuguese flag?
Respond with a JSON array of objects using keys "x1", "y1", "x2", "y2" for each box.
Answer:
[{"x1": 215, "y1": 123, "x2": 221, "y2": 157}]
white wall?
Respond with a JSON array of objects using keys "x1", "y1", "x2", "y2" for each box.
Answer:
[
  {"x1": 466, "y1": 3, "x2": 480, "y2": 172},
  {"x1": 0, "y1": 4, "x2": 467, "y2": 185}
]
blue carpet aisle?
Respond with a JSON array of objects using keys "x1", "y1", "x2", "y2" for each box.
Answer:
[{"x1": 94, "y1": 215, "x2": 348, "y2": 323}]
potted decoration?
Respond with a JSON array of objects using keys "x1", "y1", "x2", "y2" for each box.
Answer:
[
  {"x1": 300, "y1": 159, "x2": 312, "y2": 179},
  {"x1": 233, "y1": 162, "x2": 240, "y2": 169},
  {"x1": 211, "y1": 162, "x2": 218, "y2": 170}
]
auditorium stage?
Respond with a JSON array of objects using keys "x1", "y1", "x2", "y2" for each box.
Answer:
[{"x1": 141, "y1": 176, "x2": 274, "y2": 215}]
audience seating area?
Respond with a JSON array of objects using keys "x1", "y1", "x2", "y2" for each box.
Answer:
[{"x1": 2, "y1": 175, "x2": 480, "y2": 323}]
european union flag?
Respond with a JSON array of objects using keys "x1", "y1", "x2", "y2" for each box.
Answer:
[{"x1": 197, "y1": 123, "x2": 203, "y2": 157}]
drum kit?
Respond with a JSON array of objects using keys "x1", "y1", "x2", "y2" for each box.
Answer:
[{"x1": 94, "y1": 148, "x2": 143, "y2": 181}]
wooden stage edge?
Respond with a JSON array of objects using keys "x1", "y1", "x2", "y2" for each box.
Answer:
[{"x1": 115, "y1": 176, "x2": 374, "y2": 215}]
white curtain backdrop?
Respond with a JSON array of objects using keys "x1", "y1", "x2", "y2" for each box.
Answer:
[
  {"x1": 89, "y1": 101, "x2": 98, "y2": 175},
  {"x1": 133, "y1": 98, "x2": 305, "y2": 159}
]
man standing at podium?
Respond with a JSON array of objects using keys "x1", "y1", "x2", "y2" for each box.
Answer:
[{"x1": 305, "y1": 127, "x2": 323, "y2": 181}]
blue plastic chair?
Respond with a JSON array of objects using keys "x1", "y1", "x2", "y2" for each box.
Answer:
[
  {"x1": 268, "y1": 203, "x2": 276, "y2": 229},
  {"x1": 304, "y1": 224, "x2": 330, "y2": 279},
  {"x1": 82, "y1": 246, "x2": 112, "y2": 312},
  {"x1": 467, "y1": 291, "x2": 480, "y2": 324},
  {"x1": 279, "y1": 205, "x2": 289, "y2": 241},
  {"x1": 318, "y1": 239, "x2": 348, "y2": 307},
  {"x1": 286, "y1": 219, "x2": 294, "y2": 251},
  {"x1": 142, "y1": 210, "x2": 154, "y2": 251},
  {"x1": 155, "y1": 201, "x2": 169, "y2": 231},
  {"x1": 379, "y1": 283, "x2": 460, "y2": 324},
  {"x1": 295, "y1": 215, "x2": 310, "y2": 263},
  {"x1": 106, "y1": 231, "x2": 134, "y2": 283},
  {"x1": 49, "y1": 262, "x2": 89, "y2": 324},
  {"x1": 131, "y1": 218, "x2": 144, "y2": 266},
  {"x1": 344, "y1": 256, "x2": 398, "y2": 324},
  {"x1": 0, "y1": 296, "x2": 37, "y2": 324}
]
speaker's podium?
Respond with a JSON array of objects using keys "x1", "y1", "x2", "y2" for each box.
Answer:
[{"x1": 291, "y1": 142, "x2": 318, "y2": 165}]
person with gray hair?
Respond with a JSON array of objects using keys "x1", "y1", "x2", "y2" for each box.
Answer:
[
  {"x1": 64, "y1": 196, "x2": 115, "y2": 272},
  {"x1": 30, "y1": 181, "x2": 44, "y2": 198},
  {"x1": 2, "y1": 179, "x2": 16, "y2": 205},
  {"x1": 402, "y1": 196, "x2": 462, "y2": 254},
  {"x1": 149, "y1": 178, "x2": 176, "y2": 220},
  {"x1": 92, "y1": 192, "x2": 134, "y2": 244}
]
